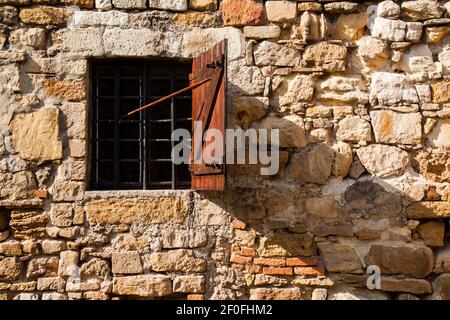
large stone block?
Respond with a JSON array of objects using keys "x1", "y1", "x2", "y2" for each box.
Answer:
[
  {"x1": 257, "y1": 232, "x2": 314, "y2": 257},
  {"x1": 356, "y1": 145, "x2": 409, "y2": 178},
  {"x1": 112, "y1": 251, "x2": 143, "y2": 274},
  {"x1": 86, "y1": 195, "x2": 189, "y2": 225},
  {"x1": 274, "y1": 74, "x2": 315, "y2": 105},
  {"x1": 265, "y1": 1, "x2": 297, "y2": 22},
  {"x1": 250, "y1": 287, "x2": 301, "y2": 300},
  {"x1": 336, "y1": 117, "x2": 372, "y2": 142},
  {"x1": 173, "y1": 276, "x2": 205, "y2": 293},
  {"x1": 221, "y1": 0, "x2": 265, "y2": 26},
  {"x1": 58, "y1": 251, "x2": 79, "y2": 277},
  {"x1": 60, "y1": 0, "x2": 95, "y2": 8},
  {"x1": 334, "y1": 12, "x2": 368, "y2": 41},
  {"x1": 303, "y1": 42, "x2": 347, "y2": 70},
  {"x1": 371, "y1": 17, "x2": 406, "y2": 41},
  {"x1": 50, "y1": 27, "x2": 104, "y2": 56},
  {"x1": 370, "y1": 111, "x2": 422, "y2": 145},
  {"x1": 339, "y1": 180, "x2": 402, "y2": 218},
  {"x1": 147, "y1": 249, "x2": 206, "y2": 272},
  {"x1": 161, "y1": 229, "x2": 208, "y2": 249},
  {"x1": 9, "y1": 210, "x2": 47, "y2": 240},
  {"x1": 0, "y1": 257, "x2": 21, "y2": 281},
  {"x1": 380, "y1": 277, "x2": 431, "y2": 295},
  {"x1": 9, "y1": 28, "x2": 46, "y2": 49},
  {"x1": 430, "y1": 274, "x2": 450, "y2": 300},
  {"x1": 369, "y1": 72, "x2": 419, "y2": 106},
  {"x1": 0, "y1": 6, "x2": 18, "y2": 25},
  {"x1": 182, "y1": 27, "x2": 244, "y2": 61},
  {"x1": 10, "y1": 108, "x2": 62, "y2": 162},
  {"x1": 19, "y1": 6, "x2": 72, "y2": 25},
  {"x1": 253, "y1": 41, "x2": 301, "y2": 67},
  {"x1": 71, "y1": 10, "x2": 129, "y2": 27},
  {"x1": 27, "y1": 257, "x2": 59, "y2": 278},
  {"x1": 112, "y1": 0, "x2": 146, "y2": 9},
  {"x1": 406, "y1": 202, "x2": 450, "y2": 219},
  {"x1": 251, "y1": 115, "x2": 307, "y2": 148},
  {"x1": 401, "y1": 0, "x2": 443, "y2": 21},
  {"x1": 431, "y1": 81, "x2": 450, "y2": 103},
  {"x1": 318, "y1": 243, "x2": 363, "y2": 274},
  {"x1": 113, "y1": 275, "x2": 172, "y2": 297},
  {"x1": 417, "y1": 220, "x2": 445, "y2": 247},
  {"x1": 365, "y1": 243, "x2": 434, "y2": 278},
  {"x1": 148, "y1": 0, "x2": 187, "y2": 11},
  {"x1": 286, "y1": 143, "x2": 334, "y2": 185},
  {"x1": 228, "y1": 60, "x2": 265, "y2": 95}
]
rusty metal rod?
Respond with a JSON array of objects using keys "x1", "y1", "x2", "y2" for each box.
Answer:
[{"x1": 121, "y1": 76, "x2": 212, "y2": 119}]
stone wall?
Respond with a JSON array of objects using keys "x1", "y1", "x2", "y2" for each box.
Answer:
[{"x1": 0, "y1": 0, "x2": 450, "y2": 300}]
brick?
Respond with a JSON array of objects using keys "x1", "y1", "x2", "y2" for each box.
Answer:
[
  {"x1": 293, "y1": 266, "x2": 325, "y2": 276},
  {"x1": 263, "y1": 267, "x2": 293, "y2": 276},
  {"x1": 245, "y1": 265, "x2": 262, "y2": 274},
  {"x1": 35, "y1": 190, "x2": 48, "y2": 199},
  {"x1": 286, "y1": 257, "x2": 319, "y2": 267},
  {"x1": 241, "y1": 247, "x2": 256, "y2": 257},
  {"x1": 232, "y1": 219, "x2": 246, "y2": 229},
  {"x1": 187, "y1": 294, "x2": 204, "y2": 300},
  {"x1": 230, "y1": 254, "x2": 253, "y2": 264},
  {"x1": 254, "y1": 257, "x2": 286, "y2": 267}
]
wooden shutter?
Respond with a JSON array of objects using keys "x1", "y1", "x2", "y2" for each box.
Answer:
[{"x1": 190, "y1": 40, "x2": 227, "y2": 191}]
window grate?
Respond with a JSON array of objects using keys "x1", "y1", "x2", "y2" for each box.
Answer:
[{"x1": 90, "y1": 60, "x2": 192, "y2": 190}]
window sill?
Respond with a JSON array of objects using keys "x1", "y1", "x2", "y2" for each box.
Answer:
[{"x1": 84, "y1": 189, "x2": 193, "y2": 200}]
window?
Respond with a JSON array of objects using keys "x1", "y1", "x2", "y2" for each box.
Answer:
[
  {"x1": 89, "y1": 40, "x2": 227, "y2": 191},
  {"x1": 90, "y1": 59, "x2": 192, "y2": 190}
]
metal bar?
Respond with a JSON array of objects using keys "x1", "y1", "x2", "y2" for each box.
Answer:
[
  {"x1": 143, "y1": 62, "x2": 148, "y2": 190},
  {"x1": 121, "y1": 76, "x2": 211, "y2": 120},
  {"x1": 171, "y1": 65, "x2": 176, "y2": 190},
  {"x1": 114, "y1": 64, "x2": 120, "y2": 188},
  {"x1": 94, "y1": 66, "x2": 100, "y2": 185}
]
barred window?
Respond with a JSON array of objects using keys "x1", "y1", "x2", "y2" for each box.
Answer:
[{"x1": 90, "y1": 59, "x2": 192, "y2": 190}]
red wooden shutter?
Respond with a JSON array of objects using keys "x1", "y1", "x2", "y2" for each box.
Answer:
[{"x1": 190, "y1": 40, "x2": 227, "y2": 191}]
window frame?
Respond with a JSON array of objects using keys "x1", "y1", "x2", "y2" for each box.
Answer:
[{"x1": 88, "y1": 58, "x2": 193, "y2": 191}]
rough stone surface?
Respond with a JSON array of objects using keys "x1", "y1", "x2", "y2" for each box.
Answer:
[
  {"x1": 86, "y1": 196, "x2": 189, "y2": 225},
  {"x1": 365, "y1": 244, "x2": 434, "y2": 278},
  {"x1": 370, "y1": 111, "x2": 422, "y2": 145},
  {"x1": 221, "y1": 0, "x2": 265, "y2": 26},
  {"x1": 147, "y1": 250, "x2": 207, "y2": 272},
  {"x1": 356, "y1": 145, "x2": 409, "y2": 178},
  {"x1": 113, "y1": 275, "x2": 172, "y2": 297},
  {"x1": 318, "y1": 243, "x2": 363, "y2": 274},
  {"x1": 287, "y1": 144, "x2": 334, "y2": 185},
  {"x1": 10, "y1": 108, "x2": 63, "y2": 162},
  {"x1": 336, "y1": 117, "x2": 372, "y2": 142},
  {"x1": 112, "y1": 251, "x2": 143, "y2": 274}
]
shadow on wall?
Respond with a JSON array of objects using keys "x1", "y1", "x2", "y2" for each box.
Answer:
[{"x1": 197, "y1": 136, "x2": 450, "y2": 300}]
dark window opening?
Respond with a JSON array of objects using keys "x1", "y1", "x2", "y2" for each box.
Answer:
[{"x1": 90, "y1": 59, "x2": 192, "y2": 190}]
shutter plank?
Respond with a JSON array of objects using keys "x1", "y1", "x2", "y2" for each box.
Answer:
[{"x1": 190, "y1": 40, "x2": 227, "y2": 191}]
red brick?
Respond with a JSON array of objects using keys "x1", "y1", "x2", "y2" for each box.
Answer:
[
  {"x1": 232, "y1": 219, "x2": 246, "y2": 229},
  {"x1": 35, "y1": 190, "x2": 48, "y2": 199},
  {"x1": 286, "y1": 257, "x2": 319, "y2": 267},
  {"x1": 232, "y1": 245, "x2": 241, "y2": 254},
  {"x1": 241, "y1": 247, "x2": 256, "y2": 257},
  {"x1": 221, "y1": 0, "x2": 265, "y2": 26},
  {"x1": 263, "y1": 267, "x2": 293, "y2": 276},
  {"x1": 245, "y1": 265, "x2": 263, "y2": 274},
  {"x1": 293, "y1": 266, "x2": 325, "y2": 276},
  {"x1": 254, "y1": 257, "x2": 286, "y2": 267},
  {"x1": 230, "y1": 254, "x2": 252, "y2": 264},
  {"x1": 187, "y1": 294, "x2": 204, "y2": 300}
]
